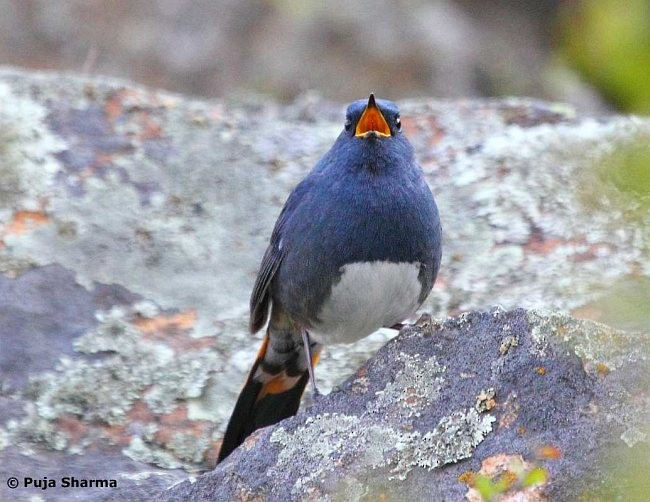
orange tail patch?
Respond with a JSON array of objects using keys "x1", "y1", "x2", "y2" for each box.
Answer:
[{"x1": 217, "y1": 334, "x2": 320, "y2": 463}]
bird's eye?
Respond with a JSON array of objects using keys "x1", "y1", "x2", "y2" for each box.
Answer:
[
  {"x1": 344, "y1": 119, "x2": 352, "y2": 131},
  {"x1": 395, "y1": 117, "x2": 402, "y2": 131}
]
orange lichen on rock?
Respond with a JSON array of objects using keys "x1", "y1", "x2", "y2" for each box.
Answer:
[
  {"x1": 536, "y1": 444, "x2": 562, "y2": 460},
  {"x1": 4, "y1": 210, "x2": 50, "y2": 235},
  {"x1": 595, "y1": 362, "x2": 610, "y2": 375},
  {"x1": 104, "y1": 89, "x2": 141, "y2": 122},
  {"x1": 458, "y1": 471, "x2": 477, "y2": 486},
  {"x1": 136, "y1": 112, "x2": 163, "y2": 140},
  {"x1": 0, "y1": 210, "x2": 51, "y2": 249},
  {"x1": 133, "y1": 309, "x2": 215, "y2": 351},
  {"x1": 400, "y1": 114, "x2": 445, "y2": 146},
  {"x1": 571, "y1": 304, "x2": 603, "y2": 322},
  {"x1": 134, "y1": 309, "x2": 197, "y2": 335},
  {"x1": 153, "y1": 405, "x2": 212, "y2": 448},
  {"x1": 476, "y1": 388, "x2": 496, "y2": 412},
  {"x1": 524, "y1": 235, "x2": 563, "y2": 255},
  {"x1": 54, "y1": 414, "x2": 89, "y2": 445}
]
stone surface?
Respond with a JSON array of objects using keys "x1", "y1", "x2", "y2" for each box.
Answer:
[
  {"x1": 0, "y1": 67, "x2": 648, "y2": 500},
  {"x1": 157, "y1": 309, "x2": 648, "y2": 501},
  {"x1": 0, "y1": 1, "x2": 608, "y2": 112}
]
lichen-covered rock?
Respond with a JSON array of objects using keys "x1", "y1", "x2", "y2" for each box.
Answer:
[
  {"x1": 0, "y1": 67, "x2": 648, "y2": 501},
  {"x1": 157, "y1": 309, "x2": 648, "y2": 501}
]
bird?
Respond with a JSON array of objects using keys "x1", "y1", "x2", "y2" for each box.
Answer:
[{"x1": 217, "y1": 94, "x2": 442, "y2": 463}]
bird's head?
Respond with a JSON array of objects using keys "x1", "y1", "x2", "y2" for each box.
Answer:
[
  {"x1": 344, "y1": 93, "x2": 402, "y2": 140},
  {"x1": 324, "y1": 94, "x2": 413, "y2": 174}
]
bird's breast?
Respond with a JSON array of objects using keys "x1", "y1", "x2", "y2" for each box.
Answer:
[{"x1": 309, "y1": 260, "x2": 424, "y2": 344}]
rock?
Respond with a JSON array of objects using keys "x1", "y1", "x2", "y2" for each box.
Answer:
[
  {"x1": 157, "y1": 309, "x2": 648, "y2": 501},
  {"x1": 0, "y1": 1, "x2": 608, "y2": 112},
  {"x1": 0, "y1": 67, "x2": 648, "y2": 500}
]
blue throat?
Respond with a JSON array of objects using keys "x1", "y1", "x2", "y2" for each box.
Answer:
[{"x1": 318, "y1": 131, "x2": 416, "y2": 178}]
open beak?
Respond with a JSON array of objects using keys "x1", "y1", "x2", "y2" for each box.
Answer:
[{"x1": 355, "y1": 93, "x2": 391, "y2": 138}]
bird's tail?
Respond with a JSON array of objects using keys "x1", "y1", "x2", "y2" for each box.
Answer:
[{"x1": 217, "y1": 323, "x2": 321, "y2": 463}]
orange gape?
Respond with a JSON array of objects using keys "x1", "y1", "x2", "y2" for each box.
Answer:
[{"x1": 355, "y1": 94, "x2": 391, "y2": 137}]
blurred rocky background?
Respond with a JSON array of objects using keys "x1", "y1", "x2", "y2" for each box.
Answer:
[
  {"x1": 0, "y1": 1, "x2": 648, "y2": 500},
  {"x1": 1, "y1": 0, "x2": 647, "y2": 114}
]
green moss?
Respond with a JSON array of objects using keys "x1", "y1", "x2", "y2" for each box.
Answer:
[
  {"x1": 575, "y1": 277, "x2": 650, "y2": 332},
  {"x1": 558, "y1": 0, "x2": 650, "y2": 113},
  {"x1": 579, "y1": 426, "x2": 650, "y2": 501},
  {"x1": 602, "y1": 138, "x2": 650, "y2": 198},
  {"x1": 579, "y1": 135, "x2": 650, "y2": 218}
]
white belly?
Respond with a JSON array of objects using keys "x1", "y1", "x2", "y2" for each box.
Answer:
[{"x1": 310, "y1": 261, "x2": 423, "y2": 344}]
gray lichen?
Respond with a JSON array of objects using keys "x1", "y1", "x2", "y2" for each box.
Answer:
[
  {"x1": 9, "y1": 406, "x2": 68, "y2": 452},
  {"x1": 166, "y1": 431, "x2": 211, "y2": 464},
  {"x1": 0, "y1": 81, "x2": 66, "y2": 217},
  {"x1": 499, "y1": 335, "x2": 519, "y2": 355},
  {"x1": 391, "y1": 408, "x2": 495, "y2": 480},
  {"x1": 422, "y1": 104, "x2": 650, "y2": 318},
  {"x1": 527, "y1": 309, "x2": 645, "y2": 370},
  {"x1": 2, "y1": 304, "x2": 222, "y2": 468},
  {"x1": 2, "y1": 71, "x2": 649, "y2": 497},
  {"x1": 270, "y1": 406, "x2": 495, "y2": 494},
  {"x1": 123, "y1": 437, "x2": 183, "y2": 470},
  {"x1": 366, "y1": 352, "x2": 445, "y2": 418},
  {"x1": 528, "y1": 308, "x2": 650, "y2": 453},
  {"x1": 620, "y1": 427, "x2": 648, "y2": 448},
  {"x1": 270, "y1": 346, "x2": 492, "y2": 493}
]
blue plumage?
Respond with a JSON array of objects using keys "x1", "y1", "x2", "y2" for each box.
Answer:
[
  {"x1": 252, "y1": 96, "x2": 442, "y2": 334},
  {"x1": 219, "y1": 95, "x2": 442, "y2": 463}
]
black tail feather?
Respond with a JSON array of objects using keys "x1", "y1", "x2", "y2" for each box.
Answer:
[{"x1": 217, "y1": 343, "x2": 310, "y2": 463}]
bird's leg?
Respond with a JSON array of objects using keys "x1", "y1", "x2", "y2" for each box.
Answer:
[
  {"x1": 415, "y1": 312, "x2": 432, "y2": 327},
  {"x1": 300, "y1": 328, "x2": 320, "y2": 398},
  {"x1": 391, "y1": 313, "x2": 432, "y2": 331}
]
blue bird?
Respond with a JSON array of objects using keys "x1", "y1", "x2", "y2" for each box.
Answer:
[{"x1": 217, "y1": 94, "x2": 442, "y2": 462}]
